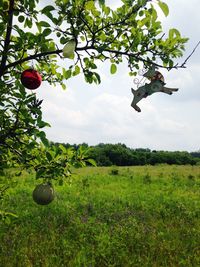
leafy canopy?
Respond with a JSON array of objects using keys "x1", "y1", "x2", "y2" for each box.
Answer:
[{"x1": 0, "y1": 0, "x2": 188, "y2": 180}]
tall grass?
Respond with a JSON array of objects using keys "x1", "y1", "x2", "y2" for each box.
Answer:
[{"x1": 0, "y1": 165, "x2": 200, "y2": 267}]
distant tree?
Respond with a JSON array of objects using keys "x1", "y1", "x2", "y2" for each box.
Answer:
[
  {"x1": 104, "y1": 144, "x2": 133, "y2": 166},
  {"x1": 190, "y1": 151, "x2": 200, "y2": 165},
  {"x1": 89, "y1": 146, "x2": 112, "y2": 166},
  {"x1": 88, "y1": 144, "x2": 198, "y2": 166}
]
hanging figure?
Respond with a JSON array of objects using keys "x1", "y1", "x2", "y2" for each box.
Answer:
[{"x1": 131, "y1": 65, "x2": 178, "y2": 112}]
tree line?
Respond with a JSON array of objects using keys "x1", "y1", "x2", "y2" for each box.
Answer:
[{"x1": 51, "y1": 142, "x2": 200, "y2": 166}]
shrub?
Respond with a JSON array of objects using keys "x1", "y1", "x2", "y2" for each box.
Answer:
[
  {"x1": 110, "y1": 167, "x2": 119, "y2": 176},
  {"x1": 143, "y1": 174, "x2": 152, "y2": 184}
]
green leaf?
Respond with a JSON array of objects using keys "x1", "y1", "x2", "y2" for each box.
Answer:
[
  {"x1": 56, "y1": 32, "x2": 61, "y2": 38},
  {"x1": 98, "y1": 0, "x2": 105, "y2": 5},
  {"x1": 93, "y1": 72, "x2": 101, "y2": 84},
  {"x1": 39, "y1": 131, "x2": 49, "y2": 147},
  {"x1": 60, "y1": 37, "x2": 67, "y2": 45},
  {"x1": 168, "y1": 59, "x2": 174, "y2": 68},
  {"x1": 43, "y1": 28, "x2": 52, "y2": 37},
  {"x1": 103, "y1": 6, "x2": 110, "y2": 16},
  {"x1": 86, "y1": 158, "x2": 97, "y2": 166},
  {"x1": 110, "y1": 63, "x2": 117, "y2": 74},
  {"x1": 139, "y1": 10, "x2": 144, "y2": 17},
  {"x1": 85, "y1": 1, "x2": 95, "y2": 11},
  {"x1": 38, "y1": 120, "x2": 51, "y2": 128},
  {"x1": 46, "y1": 151, "x2": 52, "y2": 162},
  {"x1": 41, "y1": 5, "x2": 55, "y2": 14},
  {"x1": 84, "y1": 71, "x2": 93, "y2": 84},
  {"x1": 38, "y1": 21, "x2": 51, "y2": 28},
  {"x1": 80, "y1": 36, "x2": 85, "y2": 42},
  {"x1": 158, "y1": 1, "x2": 169, "y2": 17},
  {"x1": 62, "y1": 69, "x2": 72, "y2": 79},
  {"x1": 18, "y1": 16, "x2": 25, "y2": 23},
  {"x1": 41, "y1": 6, "x2": 57, "y2": 23},
  {"x1": 73, "y1": 65, "x2": 80, "y2": 76},
  {"x1": 169, "y1": 28, "x2": 181, "y2": 39},
  {"x1": 59, "y1": 144, "x2": 67, "y2": 153},
  {"x1": 2, "y1": 0, "x2": 9, "y2": 11},
  {"x1": 25, "y1": 18, "x2": 33, "y2": 28},
  {"x1": 61, "y1": 83, "x2": 67, "y2": 90}
]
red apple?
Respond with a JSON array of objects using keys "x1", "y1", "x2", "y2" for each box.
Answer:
[{"x1": 21, "y1": 69, "x2": 42, "y2": 90}]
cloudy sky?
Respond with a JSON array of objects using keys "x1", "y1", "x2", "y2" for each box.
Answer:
[{"x1": 37, "y1": 0, "x2": 200, "y2": 152}]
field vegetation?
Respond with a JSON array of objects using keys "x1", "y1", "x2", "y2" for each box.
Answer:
[{"x1": 0, "y1": 165, "x2": 200, "y2": 267}]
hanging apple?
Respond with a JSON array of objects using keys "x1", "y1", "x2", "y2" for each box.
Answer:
[
  {"x1": 21, "y1": 69, "x2": 42, "y2": 90},
  {"x1": 32, "y1": 183, "x2": 55, "y2": 205}
]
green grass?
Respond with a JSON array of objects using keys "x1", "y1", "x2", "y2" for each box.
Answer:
[{"x1": 0, "y1": 165, "x2": 200, "y2": 267}]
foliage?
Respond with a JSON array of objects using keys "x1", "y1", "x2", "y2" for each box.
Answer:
[
  {"x1": 65, "y1": 142, "x2": 198, "y2": 166},
  {"x1": 0, "y1": 185, "x2": 18, "y2": 223},
  {"x1": 0, "y1": 0, "x2": 189, "y2": 178},
  {"x1": 0, "y1": 165, "x2": 200, "y2": 266}
]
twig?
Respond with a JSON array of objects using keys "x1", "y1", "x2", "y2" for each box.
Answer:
[{"x1": 181, "y1": 40, "x2": 200, "y2": 67}]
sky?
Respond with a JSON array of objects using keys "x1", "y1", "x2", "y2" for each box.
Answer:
[{"x1": 36, "y1": 0, "x2": 200, "y2": 152}]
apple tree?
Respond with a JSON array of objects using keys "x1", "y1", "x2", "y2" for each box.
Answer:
[{"x1": 0, "y1": 0, "x2": 189, "y2": 183}]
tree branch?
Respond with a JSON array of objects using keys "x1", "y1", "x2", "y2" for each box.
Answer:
[
  {"x1": 0, "y1": 0, "x2": 15, "y2": 77},
  {"x1": 3, "y1": 44, "x2": 189, "y2": 73},
  {"x1": 4, "y1": 49, "x2": 63, "y2": 71},
  {"x1": 181, "y1": 40, "x2": 200, "y2": 67}
]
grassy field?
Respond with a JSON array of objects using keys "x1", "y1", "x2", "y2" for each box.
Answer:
[{"x1": 0, "y1": 165, "x2": 200, "y2": 267}]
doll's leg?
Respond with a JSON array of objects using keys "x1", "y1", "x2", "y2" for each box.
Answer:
[
  {"x1": 161, "y1": 87, "x2": 179, "y2": 95},
  {"x1": 131, "y1": 88, "x2": 144, "y2": 112},
  {"x1": 131, "y1": 101, "x2": 141, "y2": 112}
]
